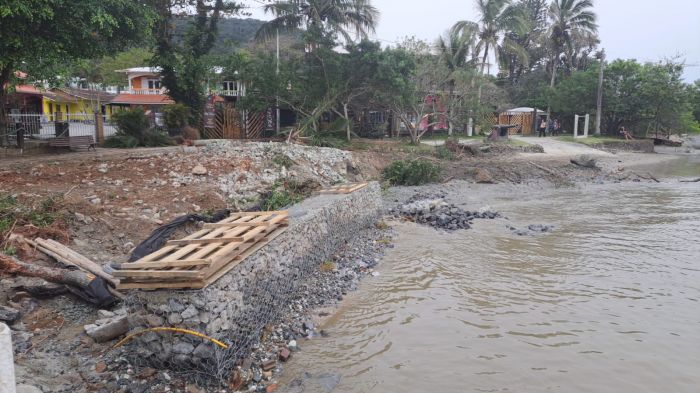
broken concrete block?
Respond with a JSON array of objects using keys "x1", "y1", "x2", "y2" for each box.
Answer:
[{"x1": 84, "y1": 316, "x2": 129, "y2": 343}]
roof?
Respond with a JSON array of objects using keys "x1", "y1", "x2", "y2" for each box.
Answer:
[
  {"x1": 14, "y1": 84, "x2": 45, "y2": 95},
  {"x1": 110, "y1": 93, "x2": 174, "y2": 105},
  {"x1": 54, "y1": 88, "x2": 116, "y2": 103},
  {"x1": 504, "y1": 107, "x2": 547, "y2": 114},
  {"x1": 115, "y1": 67, "x2": 162, "y2": 74}
]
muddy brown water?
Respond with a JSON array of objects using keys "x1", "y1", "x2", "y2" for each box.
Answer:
[{"x1": 279, "y1": 181, "x2": 700, "y2": 393}]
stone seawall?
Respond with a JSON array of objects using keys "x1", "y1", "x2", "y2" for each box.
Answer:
[
  {"x1": 125, "y1": 182, "x2": 382, "y2": 370},
  {"x1": 594, "y1": 139, "x2": 655, "y2": 153}
]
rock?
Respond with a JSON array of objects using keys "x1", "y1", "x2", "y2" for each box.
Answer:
[
  {"x1": 145, "y1": 315, "x2": 164, "y2": 327},
  {"x1": 261, "y1": 359, "x2": 276, "y2": 371},
  {"x1": 172, "y1": 342, "x2": 195, "y2": 355},
  {"x1": 9, "y1": 291, "x2": 31, "y2": 303},
  {"x1": 571, "y1": 155, "x2": 598, "y2": 168},
  {"x1": 279, "y1": 347, "x2": 291, "y2": 362},
  {"x1": 167, "y1": 313, "x2": 183, "y2": 325},
  {"x1": 0, "y1": 305, "x2": 20, "y2": 323},
  {"x1": 266, "y1": 383, "x2": 278, "y2": 393},
  {"x1": 192, "y1": 342, "x2": 214, "y2": 359},
  {"x1": 191, "y1": 164, "x2": 208, "y2": 176},
  {"x1": 167, "y1": 298, "x2": 185, "y2": 313},
  {"x1": 84, "y1": 316, "x2": 129, "y2": 343},
  {"x1": 97, "y1": 309, "x2": 115, "y2": 319},
  {"x1": 15, "y1": 384, "x2": 43, "y2": 393},
  {"x1": 181, "y1": 305, "x2": 198, "y2": 320},
  {"x1": 97, "y1": 164, "x2": 109, "y2": 173},
  {"x1": 262, "y1": 370, "x2": 273, "y2": 380},
  {"x1": 74, "y1": 212, "x2": 92, "y2": 224},
  {"x1": 95, "y1": 361, "x2": 107, "y2": 373},
  {"x1": 90, "y1": 197, "x2": 102, "y2": 205},
  {"x1": 475, "y1": 168, "x2": 496, "y2": 184}
]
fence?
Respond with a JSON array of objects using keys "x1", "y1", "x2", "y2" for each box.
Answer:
[{"x1": 1, "y1": 113, "x2": 117, "y2": 145}]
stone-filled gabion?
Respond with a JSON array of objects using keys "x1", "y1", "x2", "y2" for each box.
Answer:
[
  {"x1": 390, "y1": 198, "x2": 500, "y2": 231},
  {"x1": 124, "y1": 182, "x2": 382, "y2": 376}
]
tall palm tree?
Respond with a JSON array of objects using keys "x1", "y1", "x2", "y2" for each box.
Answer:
[
  {"x1": 471, "y1": 0, "x2": 528, "y2": 101},
  {"x1": 546, "y1": 0, "x2": 598, "y2": 121},
  {"x1": 256, "y1": 0, "x2": 379, "y2": 45},
  {"x1": 436, "y1": 21, "x2": 478, "y2": 135}
]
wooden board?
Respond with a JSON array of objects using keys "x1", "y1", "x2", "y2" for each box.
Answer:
[
  {"x1": 115, "y1": 211, "x2": 288, "y2": 290},
  {"x1": 317, "y1": 182, "x2": 368, "y2": 195}
]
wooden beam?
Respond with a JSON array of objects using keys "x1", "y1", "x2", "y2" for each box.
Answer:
[
  {"x1": 166, "y1": 237, "x2": 246, "y2": 246},
  {"x1": 118, "y1": 259, "x2": 211, "y2": 270},
  {"x1": 112, "y1": 269, "x2": 204, "y2": 279}
]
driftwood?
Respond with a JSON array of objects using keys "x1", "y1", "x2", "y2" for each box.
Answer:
[
  {"x1": 631, "y1": 172, "x2": 660, "y2": 183},
  {"x1": 0, "y1": 254, "x2": 93, "y2": 289},
  {"x1": 30, "y1": 238, "x2": 118, "y2": 287},
  {"x1": 680, "y1": 178, "x2": 700, "y2": 183},
  {"x1": 528, "y1": 161, "x2": 559, "y2": 177}
]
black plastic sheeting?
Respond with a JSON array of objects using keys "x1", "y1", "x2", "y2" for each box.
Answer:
[
  {"x1": 127, "y1": 209, "x2": 230, "y2": 262},
  {"x1": 66, "y1": 277, "x2": 118, "y2": 308}
]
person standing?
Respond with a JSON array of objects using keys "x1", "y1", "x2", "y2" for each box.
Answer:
[
  {"x1": 539, "y1": 118, "x2": 547, "y2": 137},
  {"x1": 554, "y1": 119, "x2": 561, "y2": 136}
]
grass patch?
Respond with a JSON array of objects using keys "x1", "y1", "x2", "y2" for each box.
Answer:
[
  {"x1": 434, "y1": 145, "x2": 456, "y2": 160},
  {"x1": 376, "y1": 238, "x2": 392, "y2": 245},
  {"x1": 320, "y1": 261, "x2": 336, "y2": 273},
  {"x1": 272, "y1": 153, "x2": 295, "y2": 168},
  {"x1": 375, "y1": 220, "x2": 389, "y2": 230},
  {"x1": 556, "y1": 135, "x2": 625, "y2": 145},
  {"x1": 382, "y1": 159, "x2": 441, "y2": 186},
  {"x1": 0, "y1": 195, "x2": 64, "y2": 234},
  {"x1": 260, "y1": 181, "x2": 304, "y2": 211}
]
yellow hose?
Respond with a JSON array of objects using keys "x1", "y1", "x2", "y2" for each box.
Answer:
[{"x1": 111, "y1": 327, "x2": 229, "y2": 350}]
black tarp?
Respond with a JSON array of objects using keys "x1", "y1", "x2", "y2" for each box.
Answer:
[{"x1": 127, "y1": 209, "x2": 230, "y2": 262}]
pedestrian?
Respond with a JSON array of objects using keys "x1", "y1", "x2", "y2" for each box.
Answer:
[
  {"x1": 554, "y1": 119, "x2": 561, "y2": 136},
  {"x1": 619, "y1": 126, "x2": 633, "y2": 140},
  {"x1": 538, "y1": 118, "x2": 547, "y2": 137},
  {"x1": 547, "y1": 118, "x2": 554, "y2": 136}
]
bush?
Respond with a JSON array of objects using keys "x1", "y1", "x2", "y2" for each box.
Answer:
[
  {"x1": 105, "y1": 108, "x2": 172, "y2": 148},
  {"x1": 434, "y1": 145, "x2": 456, "y2": 160},
  {"x1": 260, "y1": 182, "x2": 303, "y2": 211},
  {"x1": 382, "y1": 159, "x2": 441, "y2": 186},
  {"x1": 163, "y1": 104, "x2": 189, "y2": 134},
  {"x1": 272, "y1": 153, "x2": 295, "y2": 168},
  {"x1": 182, "y1": 126, "x2": 201, "y2": 140}
]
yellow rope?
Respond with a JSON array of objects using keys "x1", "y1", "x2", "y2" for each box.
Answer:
[{"x1": 111, "y1": 327, "x2": 229, "y2": 350}]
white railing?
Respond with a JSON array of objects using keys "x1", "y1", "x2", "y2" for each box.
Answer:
[
  {"x1": 128, "y1": 88, "x2": 167, "y2": 95},
  {"x1": 215, "y1": 89, "x2": 245, "y2": 97},
  {"x1": 4, "y1": 113, "x2": 117, "y2": 139}
]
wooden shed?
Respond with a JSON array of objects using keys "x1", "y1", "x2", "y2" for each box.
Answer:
[{"x1": 493, "y1": 107, "x2": 547, "y2": 135}]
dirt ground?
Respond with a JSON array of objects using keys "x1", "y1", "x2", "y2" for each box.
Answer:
[{"x1": 0, "y1": 137, "x2": 685, "y2": 393}]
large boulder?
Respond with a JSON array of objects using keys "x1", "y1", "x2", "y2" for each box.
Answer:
[
  {"x1": 570, "y1": 155, "x2": 598, "y2": 168},
  {"x1": 475, "y1": 168, "x2": 496, "y2": 184}
]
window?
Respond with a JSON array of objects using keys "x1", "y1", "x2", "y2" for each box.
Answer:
[
  {"x1": 147, "y1": 79, "x2": 161, "y2": 90},
  {"x1": 222, "y1": 81, "x2": 238, "y2": 91}
]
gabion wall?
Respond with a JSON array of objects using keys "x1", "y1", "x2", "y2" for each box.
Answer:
[{"x1": 124, "y1": 182, "x2": 382, "y2": 379}]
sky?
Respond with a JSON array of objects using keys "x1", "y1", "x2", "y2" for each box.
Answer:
[{"x1": 245, "y1": 0, "x2": 700, "y2": 82}]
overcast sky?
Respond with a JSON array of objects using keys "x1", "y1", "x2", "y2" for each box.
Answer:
[{"x1": 246, "y1": 0, "x2": 700, "y2": 81}]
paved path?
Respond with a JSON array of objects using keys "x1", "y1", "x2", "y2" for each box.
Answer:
[{"x1": 513, "y1": 136, "x2": 613, "y2": 157}]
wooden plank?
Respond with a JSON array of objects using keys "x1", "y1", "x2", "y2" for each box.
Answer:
[
  {"x1": 119, "y1": 259, "x2": 211, "y2": 270},
  {"x1": 203, "y1": 221, "x2": 277, "y2": 228},
  {"x1": 112, "y1": 269, "x2": 204, "y2": 279},
  {"x1": 166, "y1": 236, "x2": 245, "y2": 245},
  {"x1": 116, "y1": 280, "x2": 206, "y2": 290},
  {"x1": 201, "y1": 226, "x2": 288, "y2": 287}
]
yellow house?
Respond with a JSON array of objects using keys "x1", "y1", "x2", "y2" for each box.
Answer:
[{"x1": 41, "y1": 88, "x2": 116, "y2": 121}]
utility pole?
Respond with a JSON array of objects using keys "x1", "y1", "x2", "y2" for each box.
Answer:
[
  {"x1": 276, "y1": 29, "x2": 280, "y2": 135},
  {"x1": 595, "y1": 49, "x2": 605, "y2": 136}
]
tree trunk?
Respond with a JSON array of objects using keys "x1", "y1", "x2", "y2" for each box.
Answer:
[
  {"x1": 344, "y1": 103, "x2": 351, "y2": 142},
  {"x1": 0, "y1": 254, "x2": 93, "y2": 289},
  {"x1": 546, "y1": 58, "x2": 558, "y2": 124},
  {"x1": 477, "y1": 47, "x2": 490, "y2": 106},
  {"x1": 0, "y1": 65, "x2": 11, "y2": 146},
  {"x1": 595, "y1": 51, "x2": 605, "y2": 136}
]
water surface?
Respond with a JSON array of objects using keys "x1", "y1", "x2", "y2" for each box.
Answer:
[{"x1": 281, "y1": 182, "x2": 700, "y2": 393}]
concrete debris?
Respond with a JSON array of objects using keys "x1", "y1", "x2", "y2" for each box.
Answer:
[
  {"x1": 84, "y1": 315, "x2": 129, "y2": 343},
  {"x1": 191, "y1": 164, "x2": 208, "y2": 176},
  {"x1": 392, "y1": 198, "x2": 500, "y2": 231},
  {"x1": 0, "y1": 305, "x2": 20, "y2": 323}
]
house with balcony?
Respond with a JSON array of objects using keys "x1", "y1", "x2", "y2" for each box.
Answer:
[{"x1": 110, "y1": 67, "x2": 175, "y2": 119}]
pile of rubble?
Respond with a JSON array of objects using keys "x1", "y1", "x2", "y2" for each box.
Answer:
[{"x1": 391, "y1": 198, "x2": 500, "y2": 231}]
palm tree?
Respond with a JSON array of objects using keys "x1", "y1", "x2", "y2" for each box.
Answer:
[
  {"x1": 471, "y1": 0, "x2": 528, "y2": 101},
  {"x1": 436, "y1": 21, "x2": 478, "y2": 135},
  {"x1": 546, "y1": 0, "x2": 598, "y2": 121},
  {"x1": 256, "y1": 0, "x2": 379, "y2": 45}
]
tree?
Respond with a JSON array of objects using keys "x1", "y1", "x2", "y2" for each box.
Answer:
[
  {"x1": 471, "y1": 0, "x2": 528, "y2": 97},
  {"x1": 256, "y1": 0, "x2": 379, "y2": 46},
  {"x1": 545, "y1": 0, "x2": 598, "y2": 122},
  {"x1": 150, "y1": 0, "x2": 243, "y2": 127},
  {"x1": 0, "y1": 0, "x2": 152, "y2": 142},
  {"x1": 501, "y1": 0, "x2": 549, "y2": 84}
]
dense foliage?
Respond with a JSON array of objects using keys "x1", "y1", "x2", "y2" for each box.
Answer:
[
  {"x1": 382, "y1": 159, "x2": 442, "y2": 186},
  {"x1": 106, "y1": 109, "x2": 171, "y2": 148}
]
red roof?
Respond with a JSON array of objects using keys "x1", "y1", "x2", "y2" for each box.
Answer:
[
  {"x1": 111, "y1": 94, "x2": 174, "y2": 105},
  {"x1": 14, "y1": 85, "x2": 45, "y2": 95}
]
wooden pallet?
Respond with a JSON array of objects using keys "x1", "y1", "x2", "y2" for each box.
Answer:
[
  {"x1": 317, "y1": 182, "x2": 368, "y2": 195},
  {"x1": 114, "y1": 211, "x2": 288, "y2": 290}
]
